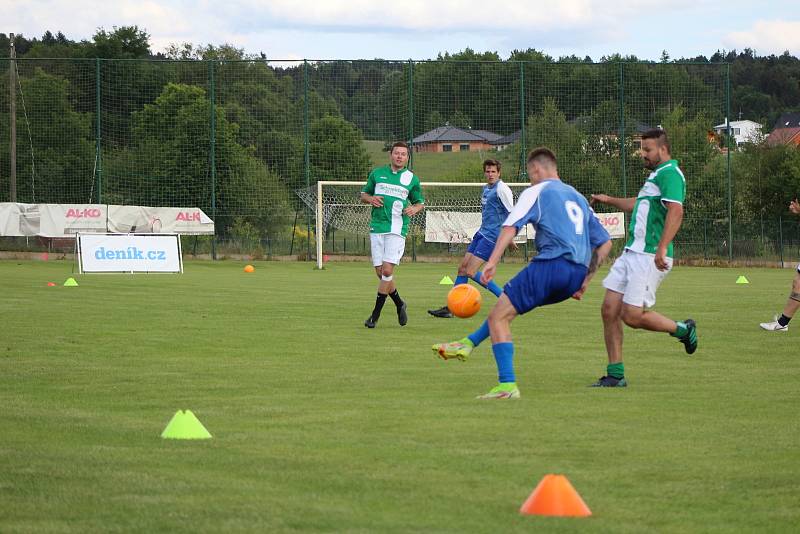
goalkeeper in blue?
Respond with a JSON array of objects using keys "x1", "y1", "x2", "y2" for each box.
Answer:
[
  {"x1": 432, "y1": 148, "x2": 612, "y2": 399},
  {"x1": 428, "y1": 158, "x2": 514, "y2": 318}
]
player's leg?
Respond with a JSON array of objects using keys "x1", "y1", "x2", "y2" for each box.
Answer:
[
  {"x1": 382, "y1": 234, "x2": 408, "y2": 325},
  {"x1": 466, "y1": 234, "x2": 504, "y2": 297},
  {"x1": 760, "y1": 269, "x2": 800, "y2": 331},
  {"x1": 591, "y1": 255, "x2": 629, "y2": 387},
  {"x1": 475, "y1": 294, "x2": 520, "y2": 399},
  {"x1": 366, "y1": 234, "x2": 389, "y2": 328},
  {"x1": 619, "y1": 253, "x2": 696, "y2": 354}
]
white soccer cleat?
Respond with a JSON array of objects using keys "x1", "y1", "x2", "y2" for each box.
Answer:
[{"x1": 760, "y1": 315, "x2": 788, "y2": 332}]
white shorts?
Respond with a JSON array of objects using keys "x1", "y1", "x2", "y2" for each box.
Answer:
[
  {"x1": 370, "y1": 233, "x2": 406, "y2": 267},
  {"x1": 603, "y1": 250, "x2": 672, "y2": 308}
]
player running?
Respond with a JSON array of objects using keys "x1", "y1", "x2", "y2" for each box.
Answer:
[
  {"x1": 432, "y1": 147, "x2": 612, "y2": 399},
  {"x1": 588, "y1": 128, "x2": 697, "y2": 387},
  {"x1": 428, "y1": 159, "x2": 514, "y2": 318},
  {"x1": 759, "y1": 198, "x2": 800, "y2": 332},
  {"x1": 360, "y1": 141, "x2": 425, "y2": 328}
]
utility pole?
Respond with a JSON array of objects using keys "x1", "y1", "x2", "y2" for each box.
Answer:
[{"x1": 10, "y1": 33, "x2": 17, "y2": 202}]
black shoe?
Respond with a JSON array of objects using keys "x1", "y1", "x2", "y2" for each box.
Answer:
[
  {"x1": 589, "y1": 375, "x2": 627, "y2": 387},
  {"x1": 678, "y1": 319, "x2": 697, "y2": 355},
  {"x1": 364, "y1": 316, "x2": 377, "y2": 328},
  {"x1": 397, "y1": 302, "x2": 408, "y2": 326},
  {"x1": 427, "y1": 305, "x2": 453, "y2": 318}
]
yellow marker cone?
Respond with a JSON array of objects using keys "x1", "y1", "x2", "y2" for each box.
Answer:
[
  {"x1": 736, "y1": 275, "x2": 749, "y2": 284},
  {"x1": 439, "y1": 276, "x2": 454, "y2": 285},
  {"x1": 64, "y1": 277, "x2": 79, "y2": 287},
  {"x1": 161, "y1": 410, "x2": 212, "y2": 440}
]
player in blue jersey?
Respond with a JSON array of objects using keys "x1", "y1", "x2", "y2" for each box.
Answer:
[
  {"x1": 428, "y1": 159, "x2": 515, "y2": 318},
  {"x1": 432, "y1": 148, "x2": 613, "y2": 399}
]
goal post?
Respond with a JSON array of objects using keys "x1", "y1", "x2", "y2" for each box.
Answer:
[{"x1": 309, "y1": 181, "x2": 533, "y2": 270}]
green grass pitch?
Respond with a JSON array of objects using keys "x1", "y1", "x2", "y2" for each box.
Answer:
[{"x1": 1, "y1": 260, "x2": 798, "y2": 532}]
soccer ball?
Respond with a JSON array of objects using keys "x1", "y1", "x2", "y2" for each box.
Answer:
[
  {"x1": 244, "y1": 264, "x2": 255, "y2": 273},
  {"x1": 447, "y1": 284, "x2": 482, "y2": 318}
]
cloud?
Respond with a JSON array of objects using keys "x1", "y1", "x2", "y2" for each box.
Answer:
[{"x1": 726, "y1": 20, "x2": 800, "y2": 54}]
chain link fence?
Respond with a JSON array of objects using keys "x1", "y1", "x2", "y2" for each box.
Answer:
[{"x1": 1, "y1": 58, "x2": 797, "y2": 265}]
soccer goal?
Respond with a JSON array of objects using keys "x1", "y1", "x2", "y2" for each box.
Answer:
[{"x1": 297, "y1": 181, "x2": 533, "y2": 270}]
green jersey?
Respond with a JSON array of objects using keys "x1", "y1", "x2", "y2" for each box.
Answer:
[
  {"x1": 626, "y1": 159, "x2": 686, "y2": 257},
  {"x1": 361, "y1": 165, "x2": 424, "y2": 237}
]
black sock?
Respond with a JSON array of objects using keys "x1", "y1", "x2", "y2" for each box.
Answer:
[
  {"x1": 371, "y1": 293, "x2": 388, "y2": 319},
  {"x1": 778, "y1": 314, "x2": 792, "y2": 327},
  {"x1": 389, "y1": 289, "x2": 404, "y2": 307}
]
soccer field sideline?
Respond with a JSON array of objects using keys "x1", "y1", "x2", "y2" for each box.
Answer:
[{"x1": 1, "y1": 260, "x2": 798, "y2": 532}]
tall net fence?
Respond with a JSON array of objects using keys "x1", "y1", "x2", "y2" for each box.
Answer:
[{"x1": 1, "y1": 58, "x2": 798, "y2": 264}]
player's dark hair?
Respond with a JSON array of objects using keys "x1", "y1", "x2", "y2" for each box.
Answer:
[
  {"x1": 526, "y1": 147, "x2": 557, "y2": 167},
  {"x1": 641, "y1": 129, "x2": 671, "y2": 153},
  {"x1": 483, "y1": 158, "x2": 501, "y2": 172},
  {"x1": 390, "y1": 141, "x2": 410, "y2": 153}
]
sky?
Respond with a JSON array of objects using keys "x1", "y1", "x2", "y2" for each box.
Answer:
[{"x1": 5, "y1": 0, "x2": 800, "y2": 60}]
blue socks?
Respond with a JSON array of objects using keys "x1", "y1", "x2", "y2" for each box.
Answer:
[
  {"x1": 455, "y1": 275, "x2": 469, "y2": 285},
  {"x1": 492, "y1": 342, "x2": 516, "y2": 383},
  {"x1": 471, "y1": 271, "x2": 503, "y2": 297},
  {"x1": 467, "y1": 320, "x2": 491, "y2": 347}
]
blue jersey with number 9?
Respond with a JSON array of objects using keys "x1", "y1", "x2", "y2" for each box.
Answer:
[{"x1": 503, "y1": 179, "x2": 610, "y2": 267}]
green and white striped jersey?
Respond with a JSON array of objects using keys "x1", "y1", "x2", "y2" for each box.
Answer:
[
  {"x1": 625, "y1": 159, "x2": 686, "y2": 257},
  {"x1": 361, "y1": 165, "x2": 424, "y2": 237}
]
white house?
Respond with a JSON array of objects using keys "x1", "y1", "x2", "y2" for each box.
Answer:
[{"x1": 713, "y1": 119, "x2": 763, "y2": 146}]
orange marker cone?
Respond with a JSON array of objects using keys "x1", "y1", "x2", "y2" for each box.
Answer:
[{"x1": 519, "y1": 474, "x2": 592, "y2": 517}]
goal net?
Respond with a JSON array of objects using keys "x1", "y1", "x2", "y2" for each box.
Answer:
[{"x1": 296, "y1": 181, "x2": 534, "y2": 269}]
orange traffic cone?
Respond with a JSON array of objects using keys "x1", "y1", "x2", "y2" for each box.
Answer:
[{"x1": 519, "y1": 474, "x2": 592, "y2": 517}]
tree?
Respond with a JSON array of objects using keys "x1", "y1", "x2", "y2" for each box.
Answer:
[{"x1": 309, "y1": 115, "x2": 371, "y2": 182}]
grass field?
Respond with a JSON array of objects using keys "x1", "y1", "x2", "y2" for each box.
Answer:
[{"x1": 2, "y1": 259, "x2": 799, "y2": 532}]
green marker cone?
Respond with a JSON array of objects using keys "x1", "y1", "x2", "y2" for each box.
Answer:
[
  {"x1": 161, "y1": 410, "x2": 212, "y2": 440},
  {"x1": 63, "y1": 277, "x2": 79, "y2": 287},
  {"x1": 439, "y1": 276, "x2": 454, "y2": 285},
  {"x1": 736, "y1": 275, "x2": 749, "y2": 284}
]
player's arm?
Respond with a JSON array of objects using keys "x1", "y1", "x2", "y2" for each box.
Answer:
[
  {"x1": 654, "y1": 201, "x2": 683, "y2": 271},
  {"x1": 572, "y1": 240, "x2": 612, "y2": 300},
  {"x1": 497, "y1": 183, "x2": 518, "y2": 250},
  {"x1": 572, "y1": 213, "x2": 612, "y2": 300},
  {"x1": 403, "y1": 178, "x2": 425, "y2": 215},
  {"x1": 360, "y1": 172, "x2": 383, "y2": 207},
  {"x1": 590, "y1": 194, "x2": 636, "y2": 212},
  {"x1": 480, "y1": 226, "x2": 517, "y2": 285},
  {"x1": 790, "y1": 198, "x2": 800, "y2": 215}
]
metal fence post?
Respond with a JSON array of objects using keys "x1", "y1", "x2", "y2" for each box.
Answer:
[
  {"x1": 95, "y1": 58, "x2": 102, "y2": 203},
  {"x1": 779, "y1": 216, "x2": 784, "y2": 268},
  {"x1": 209, "y1": 60, "x2": 217, "y2": 260},
  {"x1": 619, "y1": 61, "x2": 626, "y2": 197},
  {"x1": 726, "y1": 63, "x2": 733, "y2": 261},
  {"x1": 519, "y1": 61, "x2": 526, "y2": 178},
  {"x1": 304, "y1": 59, "x2": 311, "y2": 260},
  {"x1": 407, "y1": 59, "x2": 414, "y2": 168}
]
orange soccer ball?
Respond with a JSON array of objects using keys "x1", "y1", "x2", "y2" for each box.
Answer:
[
  {"x1": 244, "y1": 264, "x2": 255, "y2": 273},
  {"x1": 447, "y1": 284, "x2": 482, "y2": 318}
]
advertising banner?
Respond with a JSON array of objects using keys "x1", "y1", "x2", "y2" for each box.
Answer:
[
  {"x1": 107, "y1": 206, "x2": 214, "y2": 235},
  {"x1": 78, "y1": 233, "x2": 183, "y2": 273}
]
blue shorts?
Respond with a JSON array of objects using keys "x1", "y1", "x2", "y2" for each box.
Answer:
[
  {"x1": 503, "y1": 257, "x2": 588, "y2": 315},
  {"x1": 466, "y1": 231, "x2": 496, "y2": 261}
]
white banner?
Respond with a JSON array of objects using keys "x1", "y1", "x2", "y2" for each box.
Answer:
[
  {"x1": 0, "y1": 203, "x2": 108, "y2": 237},
  {"x1": 107, "y1": 206, "x2": 214, "y2": 235},
  {"x1": 78, "y1": 233, "x2": 183, "y2": 273},
  {"x1": 0, "y1": 203, "x2": 214, "y2": 236},
  {"x1": 425, "y1": 210, "x2": 626, "y2": 243},
  {"x1": 595, "y1": 212, "x2": 626, "y2": 238}
]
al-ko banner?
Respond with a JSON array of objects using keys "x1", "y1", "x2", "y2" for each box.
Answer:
[
  {"x1": 78, "y1": 233, "x2": 183, "y2": 273},
  {"x1": 0, "y1": 203, "x2": 214, "y2": 237},
  {"x1": 106, "y1": 206, "x2": 214, "y2": 235},
  {"x1": 424, "y1": 211, "x2": 625, "y2": 243},
  {"x1": 0, "y1": 203, "x2": 107, "y2": 237}
]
